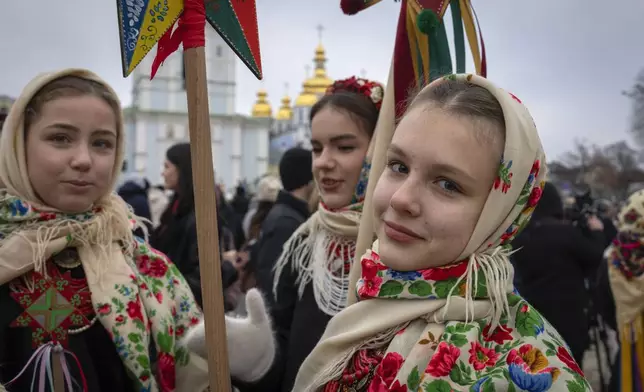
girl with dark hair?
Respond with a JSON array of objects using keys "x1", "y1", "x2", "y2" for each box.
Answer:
[
  {"x1": 247, "y1": 76, "x2": 384, "y2": 392},
  {"x1": 151, "y1": 142, "x2": 239, "y2": 308}
]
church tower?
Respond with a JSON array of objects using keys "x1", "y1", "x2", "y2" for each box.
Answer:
[{"x1": 293, "y1": 25, "x2": 333, "y2": 148}]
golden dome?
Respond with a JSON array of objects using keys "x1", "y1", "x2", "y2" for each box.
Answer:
[
  {"x1": 295, "y1": 84, "x2": 318, "y2": 107},
  {"x1": 305, "y1": 44, "x2": 333, "y2": 94},
  {"x1": 295, "y1": 42, "x2": 334, "y2": 107},
  {"x1": 275, "y1": 95, "x2": 293, "y2": 120},
  {"x1": 251, "y1": 89, "x2": 272, "y2": 118}
]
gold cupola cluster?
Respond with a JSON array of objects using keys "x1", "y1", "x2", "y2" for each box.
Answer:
[{"x1": 250, "y1": 27, "x2": 334, "y2": 119}]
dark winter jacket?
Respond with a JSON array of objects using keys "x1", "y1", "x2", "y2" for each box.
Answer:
[
  {"x1": 150, "y1": 209, "x2": 238, "y2": 309},
  {"x1": 237, "y1": 190, "x2": 311, "y2": 392},
  {"x1": 511, "y1": 183, "x2": 605, "y2": 363},
  {"x1": 219, "y1": 198, "x2": 246, "y2": 251},
  {"x1": 118, "y1": 179, "x2": 152, "y2": 237}
]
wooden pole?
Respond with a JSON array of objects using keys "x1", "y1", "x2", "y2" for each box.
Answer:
[{"x1": 183, "y1": 46, "x2": 231, "y2": 392}]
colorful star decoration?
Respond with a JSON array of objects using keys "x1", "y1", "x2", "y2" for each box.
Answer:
[
  {"x1": 10, "y1": 271, "x2": 92, "y2": 348},
  {"x1": 204, "y1": 0, "x2": 262, "y2": 79},
  {"x1": 116, "y1": 0, "x2": 262, "y2": 79}
]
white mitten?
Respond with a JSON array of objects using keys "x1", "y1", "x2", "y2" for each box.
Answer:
[{"x1": 184, "y1": 289, "x2": 276, "y2": 383}]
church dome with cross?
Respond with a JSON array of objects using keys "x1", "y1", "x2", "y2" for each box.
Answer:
[
  {"x1": 275, "y1": 94, "x2": 293, "y2": 121},
  {"x1": 295, "y1": 25, "x2": 333, "y2": 107},
  {"x1": 251, "y1": 89, "x2": 272, "y2": 118}
]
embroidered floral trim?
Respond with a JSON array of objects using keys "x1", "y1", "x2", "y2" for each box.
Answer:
[
  {"x1": 356, "y1": 250, "x2": 488, "y2": 301},
  {"x1": 10, "y1": 265, "x2": 93, "y2": 348}
]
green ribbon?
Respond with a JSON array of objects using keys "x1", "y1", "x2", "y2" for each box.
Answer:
[{"x1": 450, "y1": 1, "x2": 466, "y2": 73}]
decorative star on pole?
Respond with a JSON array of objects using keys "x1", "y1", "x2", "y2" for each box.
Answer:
[
  {"x1": 116, "y1": 0, "x2": 262, "y2": 79},
  {"x1": 116, "y1": 1, "x2": 263, "y2": 391}
]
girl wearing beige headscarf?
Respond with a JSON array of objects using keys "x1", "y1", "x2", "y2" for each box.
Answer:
[
  {"x1": 0, "y1": 69, "x2": 275, "y2": 391},
  {"x1": 603, "y1": 189, "x2": 644, "y2": 391},
  {"x1": 294, "y1": 74, "x2": 592, "y2": 391}
]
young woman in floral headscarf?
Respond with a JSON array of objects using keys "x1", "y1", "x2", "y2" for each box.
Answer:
[
  {"x1": 256, "y1": 76, "x2": 384, "y2": 392},
  {"x1": 293, "y1": 74, "x2": 592, "y2": 391},
  {"x1": 0, "y1": 69, "x2": 275, "y2": 391},
  {"x1": 603, "y1": 189, "x2": 644, "y2": 391}
]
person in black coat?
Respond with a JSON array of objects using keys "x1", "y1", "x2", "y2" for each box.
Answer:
[
  {"x1": 117, "y1": 177, "x2": 153, "y2": 237},
  {"x1": 237, "y1": 147, "x2": 314, "y2": 392},
  {"x1": 150, "y1": 143, "x2": 239, "y2": 309},
  {"x1": 511, "y1": 182, "x2": 606, "y2": 365}
]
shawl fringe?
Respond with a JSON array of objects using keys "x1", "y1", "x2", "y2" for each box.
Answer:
[{"x1": 272, "y1": 206, "x2": 361, "y2": 316}]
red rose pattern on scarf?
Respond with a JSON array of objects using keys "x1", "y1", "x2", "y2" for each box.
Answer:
[
  {"x1": 489, "y1": 159, "x2": 545, "y2": 249},
  {"x1": 0, "y1": 194, "x2": 204, "y2": 391},
  {"x1": 93, "y1": 239, "x2": 202, "y2": 391},
  {"x1": 336, "y1": 249, "x2": 591, "y2": 392}
]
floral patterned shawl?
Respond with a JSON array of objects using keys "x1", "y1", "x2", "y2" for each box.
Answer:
[
  {"x1": 605, "y1": 189, "x2": 644, "y2": 391},
  {"x1": 293, "y1": 74, "x2": 592, "y2": 392},
  {"x1": 0, "y1": 69, "x2": 209, "y2": 392}
]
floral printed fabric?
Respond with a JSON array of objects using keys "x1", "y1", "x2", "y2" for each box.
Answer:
[
  {"x1": 605, "y1": 189, "x2": 644, "y2": 391},
  {"x1": 0, "y1": 195, "x2": 204, "y2": 392},
  {"x1": 343, "y1": 250, "x2": 592, "y2": 392},
  {"x1": 94, "y1": 238, "x2": 203, "y2": 392}
]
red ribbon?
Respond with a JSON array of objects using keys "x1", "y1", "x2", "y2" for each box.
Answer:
[{"x1": 150, "y1": 0, "x2": 206, "y2": 79}]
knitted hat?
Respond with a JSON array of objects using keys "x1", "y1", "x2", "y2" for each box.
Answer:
[
  {"x1": 531, "y1": 182, "x2": 563, "y2": 220},
  {"x1": 279, "y1": 147, "x2": 313, "y2": 192},
  {"x1": 256, "y1": 176, "x2": 281, "y2": 202}
]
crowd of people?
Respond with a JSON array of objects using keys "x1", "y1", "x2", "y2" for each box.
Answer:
[{"x1": 0, "y1": 68, "x2": 641, "y2": 392}]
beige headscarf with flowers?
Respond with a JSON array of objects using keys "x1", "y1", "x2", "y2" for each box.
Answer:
[
  {"x1": 0, "y1": 68, "x2": 138, "y2": 290},
  {"x1": 0, "y1": 69, "x2": 214, "y2": 392},
  {"x1": 292, "y1": 74, "x2": 581, "y2": 392},
  {"x1": 604, "y1": 189, "x2": 644, "y2": 389}
]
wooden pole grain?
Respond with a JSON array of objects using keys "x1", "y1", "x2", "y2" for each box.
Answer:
[{"x1": 183, "y1": 46, "x2": 231, "y2": 392}]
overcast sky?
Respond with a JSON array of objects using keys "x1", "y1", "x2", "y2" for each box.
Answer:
[{"x1": 1, "y1": 0, "x2": 642, "y2": 160}]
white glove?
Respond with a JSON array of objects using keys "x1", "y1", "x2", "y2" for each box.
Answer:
[{"x1": 184, "y1": 289, "x2": 276, "y2": 383}]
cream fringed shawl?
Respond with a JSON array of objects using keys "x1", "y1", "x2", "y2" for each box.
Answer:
[
  {"x1": 295, "y1": 243, "x2": 591, "y2": 392},
  {"x1": 0, "y1": 69, "x2": 209, "y2": 391},
  {"x1": 273, "y1": 204, "x2": 362, "y2": 316},
  {"x1": 272, "y1": 76, "x2": 384, "y2": 317}
]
